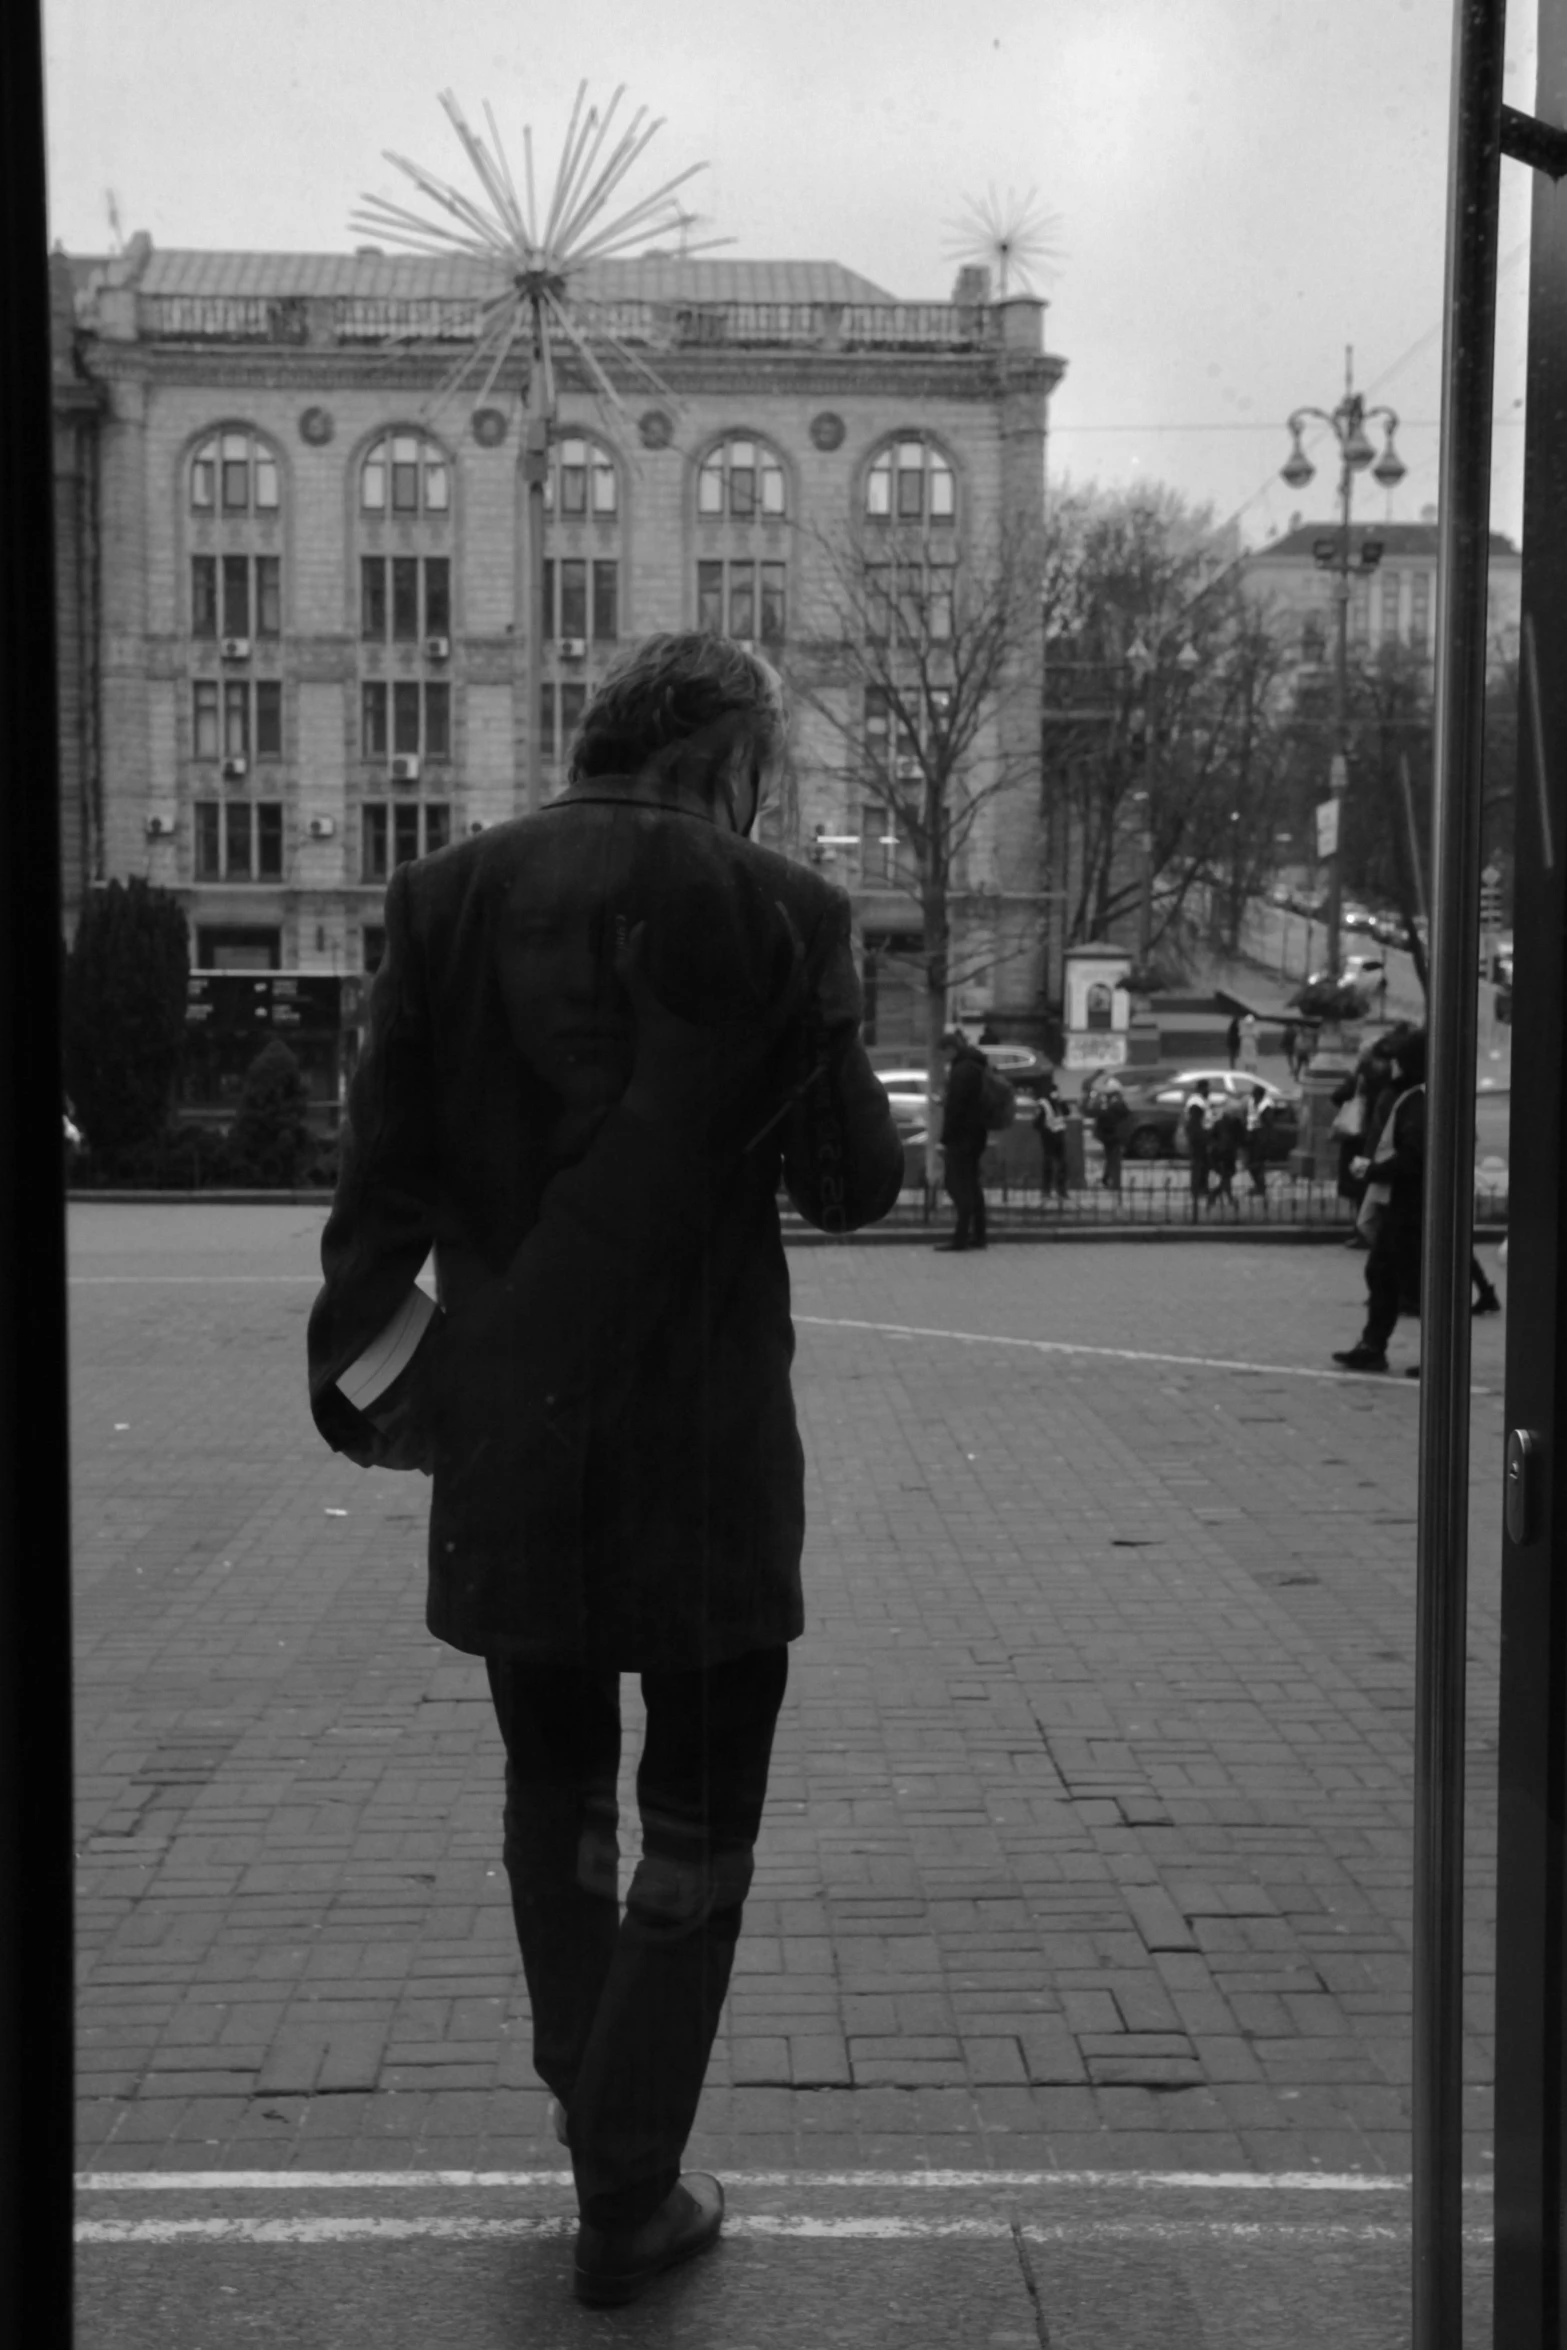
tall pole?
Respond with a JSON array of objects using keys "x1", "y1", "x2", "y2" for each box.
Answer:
[
  {"x1": 1328, "y1": 384, "x2": 1353, "y2": 981},
  {"x1": 1414, "y1": 0, "x2": 1506, "y2": 2342}
]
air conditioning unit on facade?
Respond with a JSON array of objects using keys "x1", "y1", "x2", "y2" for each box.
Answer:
[
  {"x1": 390, "y1": 754, "x2": 421, "y2": 784},
  {"x1": 558, "y1": 636, "x2": 587, "y2": 660},
  {"x1": 221, "y1": 756, "x2": 248, "y2": 781},
  {"x1": 306, "y1": 816, "x2": 337, "y2": 840},
  {"x1": 145, "y1": 814, "x2": 175, "y2": 838},
  {"x1": 220, "y1": 635, "x2": 250, "y2": 661},
  {"x1": 424, "y1": 635, "x2": 450, "y2": 661}
]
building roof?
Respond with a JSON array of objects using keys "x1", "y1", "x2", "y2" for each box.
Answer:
[
  {"x1": 1255, "y1": 521, "x2": 1518, "y2": 559},
  {"x1": 91, "y1": 242, "x2": 900, "y2": 306}
]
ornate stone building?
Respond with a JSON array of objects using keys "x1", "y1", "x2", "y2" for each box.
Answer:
[{"x1": 61, "y1": 238, "x2": 1063, "y2": 1060}]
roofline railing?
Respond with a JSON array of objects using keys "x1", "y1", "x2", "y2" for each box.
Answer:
[{"x1": 125, "y1": 293, "x2": 1007, "y2": 353}]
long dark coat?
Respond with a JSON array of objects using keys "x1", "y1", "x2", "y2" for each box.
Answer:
[{"x1": 306, "y1": 774, "x2": 906, "y2": 1670}]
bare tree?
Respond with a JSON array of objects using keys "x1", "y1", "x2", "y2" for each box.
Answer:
[
  {"x1": 1040, "y1": 487, "x2": 1295, "y2": 972},
  {"x1": 784, "y1": 516, "x2": 1046, "y2": 1190}
]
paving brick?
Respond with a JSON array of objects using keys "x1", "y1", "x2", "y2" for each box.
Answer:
[{"x1": 69, "y1": 1222, "x2": 1509, "y2": 2181}]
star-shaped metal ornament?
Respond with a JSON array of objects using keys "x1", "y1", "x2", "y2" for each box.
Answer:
[
  {"x1": 945, "y1": 184, "x2": 1062, "y2": 301},
  {"x1": 351, "y1": 83, "x2": 731, "y2": 426}
]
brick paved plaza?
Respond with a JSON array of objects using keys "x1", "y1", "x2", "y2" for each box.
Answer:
[{"x1": 68, "y1": 1205, "x2": 1509, "y2": 2345}]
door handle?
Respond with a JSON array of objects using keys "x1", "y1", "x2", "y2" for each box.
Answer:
[{"x1": 1506, "y1": 1427, "x2": 1542, "y2": 1546}]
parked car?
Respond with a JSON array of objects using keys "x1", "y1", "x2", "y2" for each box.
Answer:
[
  {"x1": 1342, "y1": 901, "x2": 1376, "y2": 934},
  {"x1": 1116, "y1": 1069, "x2": 1301, "y2": 1163},
  {"x1": 874, "y1": 1044, "x2": 1056, "y2": 1142}
]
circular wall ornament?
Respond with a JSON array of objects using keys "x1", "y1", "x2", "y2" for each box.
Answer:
[
  {"x1": 809, "y1": 411, "x2": 846, "y2": 452},
  {"x1": 471, "y1": 407, "x2": 508, "y2": 448},
  {"x1": 298, "y1": 406, "x2": 334, "y2": 446},
  {"x1": 638, "y1": 409, "x2": 674, "y2": 450}
]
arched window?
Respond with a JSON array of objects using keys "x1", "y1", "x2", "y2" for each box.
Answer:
[
  {"x1": 698, "y1": 436, "x2": 786, "y2": 521},
  {"x1": 360, "y1": 431, "x2": 450, "y2": 518},
  {"x1": 190, "y1": 429, "x2": 279, "y2": 516},
  {"x1": 865, "y1": 436, "x2": 956, "y2": 525},
  {"x1": 544, "y1": 434, "x2": 617, "y2": 517}
]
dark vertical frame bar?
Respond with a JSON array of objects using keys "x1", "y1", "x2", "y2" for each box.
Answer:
[
  {"x1": 1417, "y1": 2, "x2": 1506, "y2": 2343},
  {"x1": 1493, "y1": 9, "x2": 1567, "y2": 2342},
  {"x1": 0, "y1": 2, "x2": 77, "y2": 2346}
]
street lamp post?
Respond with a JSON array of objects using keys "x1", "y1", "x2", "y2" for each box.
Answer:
[{"x1": 1280, "y1": 349, "x2": 1408, "y2": 983}]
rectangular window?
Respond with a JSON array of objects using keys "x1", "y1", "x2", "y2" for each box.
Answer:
[
  {"x1": 896, "y1": 460, "x2": 924, "y2": 521},
  {"x1": 542, "y1": 558, "x2": 554, "y2": 640},
  {"x1": 865, "y1": 686, "x2": 890, "y2": 764},
  {"x1": 697, "y1": 560, "x2": 723, "y2": 634},
  {"x1": 192, "y1": 556, "x2": 217, "y2": 639},
  {"x1": 393, "y1": 803, "x2": 421, "y2": 868},
  {"x1": 424, "y1": 557, "x2": 451, "y2": 637},
  {"x1": 592, "y1": 559, "x2": 618, "y2": 642},
  {"x1": 928, "y1": 560, "x2": 955, "y2": 641},
  {"x1": 256, "y1": 556, "x2": 281, "y2": 639},
  {"x1": 256, "y1": 802, "x2": 283, "y2": 880},
  {"x1": 221, "y1": 555, "x2": 250, "y2": 639},
  {"x1": 362, "y1": 804, "x2": 389, "y2": 883},
  {"x1": 362, "y1": 682, "x2": 388, "y2": 757},
  {"x1": 193, "y1": 680, "x2": 220, "y2": 759},
  {"x1": 540, "y1": 681, "x2": 557, "y2": 764},
  {"x1": 861, "y1": 802, "x2": 893, "y2": 887},
  {"x1": 392, "y1": 682, "x2": 421, "y2": 755},
  {"x1": 760, "y1": 563, "x2": 786, "y2": 643},
  {"x1": 866, "y1": 565, "x2": 892, "y2": 643},
  {"x1": 561, "y1": 447, "x2": 587, "y2": 516},
  {"x1": 729, "y1": 442, "x2": 756, "y2": 519},
  {"x1": 391, "y1": 446, "x2": 419, "y2": 515},
  {"x1": 191, "y1": 455, "x2": 215, "y2": 511},
  {"x1": 1379, "y1": 569, "x2": 1402, "y2": 644},
  {"x1": 255, "y1": 680, "x2": 283, "y2": 759},
  {"x1": 424, "y1": 804, "x2": 450, "y2": 856},
  {"x1": 559, "y1": 559, "x2": 587, "y2": 640},
  {"x1": 728, "y1": 563, "x2": 756, "y2": 641},
  {"x1": 1411, "y1": 572, "x2": 1431, "y2": 651},
  {"x1": 224, "y1": 799, "x2": 252, "y2": 878},
  {"x1": 391, "y1": 556, "x2": 420, "y2": 643},
  {"x1": 221, "y1": 442, "x2": 250, "y2": 513},
  {"x1": 194, "y1": 802, "x2": 220, "y2": 878},
  {"x1": 424, "y1": 682, "x2": 451, "y2": 760},
  {"x1": 561, "y1": 682, "x2": 587, "y2": 752},
  {"x1": 223, "y1": 680, "x2": 250, "y2": 759},
  {"x1": 1350, "y1": 580, "x2": 1371, "y2": 643},
  {"x1": 254, "y1": 452, "x2": 279, "y2": 510},
  {"x1": 361, "y1": 557, "x2": 386, "y2": 640}
]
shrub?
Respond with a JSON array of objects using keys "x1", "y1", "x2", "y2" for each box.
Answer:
[
  {"x1": 63, "y1": 878, "x2": 190, "y2": 1154},
  {"x1": 225, "y1": 1037, "x2": 312, "y2": 1186}
]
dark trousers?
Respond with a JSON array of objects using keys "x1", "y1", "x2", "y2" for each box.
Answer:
[
  {"x1": 485, "y1": 1642, "x2": 789, "y2": 2230},
  {"x1": 1362, "y1": 1214, "x2": 1422, "y2": 1352},
  {"x1": 1188, "y1": 1142, "x2": 1209, "y2": 1205},
  {"x1": 944, "y1": 1144, "x2": 987, "y2": 1245},
  {"x1": 1102, "y1": 1141, "x2": 1123, "y2": 1192},
  {"x1": 1039, "y1": 1135, "x2": 1068, "y2": 1199}
]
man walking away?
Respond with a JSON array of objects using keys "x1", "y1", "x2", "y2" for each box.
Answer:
[
  {"x1": 937, "y1": 1032, "x2": 991, "y2": 1251},
  {"x1": 1183, "y1": 1078, "x2": 1213, "y2": 1216},
  {"x1": 307, "y1": 633, "x2": 905, "y2": 2306},
  {"x1": 1237, "y1": 1012, "x2": 1260, "y2": 1075},
  {"x1": 1030, "y1": 1071, "x2": 1069, "y2": 1203},
  {"x1": 1333, "y1": 1029, "x2": 1426, "y2": 1373},
  {"x1": 1095, "y1": 1076, "x2": 1130, "y2": 1193},
  {"x1": 1225, "y1": 1013, "x2": 1241, "y2": 1070}
]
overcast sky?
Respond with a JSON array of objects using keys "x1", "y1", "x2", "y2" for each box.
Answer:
[{"x1": 42, "y1": 0, "x2": 1538, "y2": 547}]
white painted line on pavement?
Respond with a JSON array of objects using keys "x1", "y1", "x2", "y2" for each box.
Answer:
[
  {"x1": 795, "y1": 1315, "x2": 1433, "y2": 1390},
  {"x1": 76, "y1": 2214, "x2": 1491, "y2": 2247},
  {"x1": 77, "y1": 2168, "x2": 1473, "y2": 2194}
]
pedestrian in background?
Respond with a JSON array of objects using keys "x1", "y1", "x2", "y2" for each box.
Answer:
[
  {"x1": 306, "y1": 632, "x2": 904, "y2": 2307},
  {"x1": 1183, "y1": 1077, "x2": 1213, "y2": 1216},
  {"x1": 1225, "y1": 1013, "x2": 1241, "y2": 1070},
  {"x1": 1242, "y1": 1084, "x2": 1272, "y2": 1195},
  {"x1": 1333, "y1": 1028, "x2": 1427, "y2": 1373},
  {"x1": 1208, "y1": 1099, "x2": 1242, "y2": 1211},
  {"x1": 1237, "y1": 1012, "x2": 1260, "y2": 1075},
  {"x1": 1030, "y1": 1070, "x2": 1069, "y2": 1203},
  {"x1": 1094, "y1": 1076, "x2": 1131, "y2": 1192},
  {"x1": 937, "y1": 1032, "x2": 990, "y2": 1252}
]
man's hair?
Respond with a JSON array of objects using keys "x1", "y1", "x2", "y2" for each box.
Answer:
[{"x1": 568, "y1": 631, "x2": 787, "y2": 789}]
